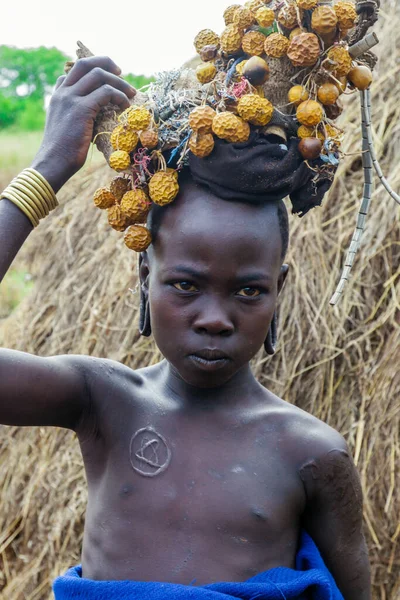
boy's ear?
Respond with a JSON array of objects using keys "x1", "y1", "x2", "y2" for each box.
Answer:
[
  {"x1": 139, "y1": 252, "x2": 150, "y2": 291},
  {"x1": 277, "y1": 264, "x2": 289, "y2": 296}
]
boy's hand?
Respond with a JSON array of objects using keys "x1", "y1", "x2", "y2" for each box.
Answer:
[{"x1": 31, "y1": 56, "x2": 136, "y2": 193}]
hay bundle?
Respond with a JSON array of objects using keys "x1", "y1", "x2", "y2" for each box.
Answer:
[{"x1": 0, "y1": 8, "x2": 399, "y2": 600}]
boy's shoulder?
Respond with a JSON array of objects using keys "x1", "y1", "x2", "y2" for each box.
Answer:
[
  {"x1": 260, "y1": 390, "x2": 348, "y2": 467},
  {"x1": 58, "y1": 354, "x2": 158, "y2": 405},
  {"x1": 63, "y1": 354, "x2": 156, "y2": 382}
]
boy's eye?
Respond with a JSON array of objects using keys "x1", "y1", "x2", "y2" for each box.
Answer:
[
  {"x1": 237, "y1": 287, "x2": 261, "y2": 297},
  {"x1": 173, "y1": 282, "x2": 198, "y2": 292}
]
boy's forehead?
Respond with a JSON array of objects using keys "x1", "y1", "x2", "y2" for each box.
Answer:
[{"x1": 151, "y1": 181, "x2": 283, "y2": 272}]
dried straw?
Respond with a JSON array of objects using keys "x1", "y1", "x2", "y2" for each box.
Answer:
[{"x1": 0, "y1": 7, "x2": 399, "y2": 600}]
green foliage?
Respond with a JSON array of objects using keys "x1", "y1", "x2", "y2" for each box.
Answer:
[
  {"x1": 0, "y1": 45, "x2": 69, "y2": 131},
  {"x1": 0, "y1": 45, "x2": 69, "y2": 100},
  {"x1": 124, "y1": 73, "x2": 155, "y2": 90},
  {"x1": 0, "y1": 93, "x2": 20, "y2": 128},
  {"x1": 15, "y1": 98, "x2": 46, "y2": 131}
]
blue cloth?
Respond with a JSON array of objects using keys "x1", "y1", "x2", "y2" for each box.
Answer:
[{"x1": 53, "y1": 531, "x2": 343, "y2": 600}]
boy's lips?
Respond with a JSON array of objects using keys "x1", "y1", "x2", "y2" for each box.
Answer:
[
  {"x1": 188, "y1": 349, "x2": 231, "y2": 372},
  {"x1": 192, "y1": 349, "x2": 230, "y2": 360}
]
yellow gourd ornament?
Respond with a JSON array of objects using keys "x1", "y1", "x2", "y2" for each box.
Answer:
[
  {"x1": 243, "y1": 56, "x2": 270, "y2": 85},
  {"x1": 120, "y1": 189, "x2": 150, "y2": 223},
  {"x1": 255, "y1": 7, "x2": 275, "y2": 28},
  {"x1": 287, "y1": 33, "x2": 320, "y2": 67},
  {"x1": 189, "y1": 133, "x2": 215, "y2": 158},
  {"x1": 288, "y1": 85, "x2": 309, "y2": 105},
  {"x1": 246, "y1": 0, "x2": 265, "y2": 14},
  {"x1": 296, "y1": 0, "x2": 317, "y2": 9},
  {"x1": 194, "y1": 30, "x2": 220, "y2": 53},
  {"x1": 317, "y1": 83, "x2": 340, "y2": 105},
  {"x1": 109, "y1": 150, "x2": 131, "y2": 172},
  {"x1": 110, "y1": 125, "x2": 139, "y2": 153},
  {"x1": 93, "y1": 187, "x2": 116, "y2": 209},
  {"x1": 212, "y1": 112, "x2": 250, "y2": 143},
  {"x1": 311, "y1": 6, "x2": 338, "y2": 35},
  {"x1": 196, "y1": 62, "x2": 217, "y2": 84},
  {"x1": 126, "y1": 107, "x2": 152, "y2": 131},
  {"x1": 242, "y1": 31, "x2": 266, "y2": 56},
  {"x1": 149, "y1": 172, "x2": 180, "y2": 206},
  {"x1": 296, "y1": 100, "x2": 324, "y2": 127},
  {"x1": 124, "y1": 225, "x2": 152, "y2": 252},
  {"x1": 236, "y1": 60, "x2": 248, "y2": 75},
  {"x1": 233, "y1": 7, "x2": 255, "y2": 30},
  {"x1": 223, "y1": 4, "x2": 241, "y2": 25},
  {"x1": 297, "y1": 125, "x2": 324, "y2": 140},
  {"x1": 326, "y1": 46, "x2": 353, "y2": 76},
  {"x1": 139, "y1": 129, "x2": 159, "y2": 150},
  {"x1": 189, "y1": 106, "x2": 216, "y2": 133},
  {"x1": 278, "y1": 3, "x2": 298, "y2": 30},
  {"x1": 221, "y1": 25, "x2": 244, "y2": 54},
  {"x1": 334, "y1": 1, "x2": 357, "y2": 30},
  {"x1": 347, "y1": 65, "x2": 373, "y2": 90},
  {"x1": 289, "y1": 27, "x2": 303, "y2": 40},
  {"x1": 237, "y1": 94, "x2": 274, "y2": 126},
  {"x1": 107, "y1": 205, "x2": 129, "y2": 231},
  {"x1": 264, "y1": 34, "x2": 290, "y2": 58}
]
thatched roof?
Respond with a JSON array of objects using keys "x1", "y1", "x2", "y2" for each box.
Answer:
[{"x1": 0, "y1": 7, "x2": 399, "y2": 600}]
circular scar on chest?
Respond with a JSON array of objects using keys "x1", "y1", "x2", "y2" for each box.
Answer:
[{"x1": 129, "y1": 427, "x2": 172, "y2": 477}]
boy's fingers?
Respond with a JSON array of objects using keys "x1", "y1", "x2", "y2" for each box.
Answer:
[
  {"x1": 84, "y1": 85, "x2": 132, "y2": 112},
  {"x1": 65, "y1": 56, "x2": 122, "y2": 87},
  {"x1": 72, "y1": 68, "x2": 136, "y2": 99},
  {"x1": 55, "y1": 75, "x2": 67, "y2": 90}
]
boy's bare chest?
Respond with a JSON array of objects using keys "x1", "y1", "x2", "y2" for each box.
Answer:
[
  {"x1": 81, "y1": 395, "x2": 306, "y2": 582},
  {"x1": 112, "y1": 420, "x2": 299, "y2": 524},
  {"x1": 89, "y1": 396, "x2": 302, "y2": 504}
]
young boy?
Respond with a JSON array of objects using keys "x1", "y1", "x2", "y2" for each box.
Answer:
[{"x1": 0, "y1": 56, "x2": 370, "y2": 600}]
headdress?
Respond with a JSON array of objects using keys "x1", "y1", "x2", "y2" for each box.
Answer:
[{"x1": 68, "y1": 0, "x2": 399, "y2": 305}]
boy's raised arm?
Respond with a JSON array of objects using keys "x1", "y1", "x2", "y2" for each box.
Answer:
[
  {"x1": 0, "y1": 351, "x2": 91, "y2": 429},
  {"x1": 300, "y1": 440, "x2": 371, "y2": 600},
  {"x1": 0, "y1": 55, "x2": 136, "y2": 283},
  {"x1": 0, "y1": 56, "x2": 136, "y2": 428}
]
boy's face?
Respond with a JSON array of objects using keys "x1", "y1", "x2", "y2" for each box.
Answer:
[{"x1": 142, "y1": 180, "x2": 287, "y2": 389}]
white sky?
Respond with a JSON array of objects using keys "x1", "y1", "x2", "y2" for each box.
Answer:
[{"x1": 2, "y1": 0, "x2": 233, "y2": 77}]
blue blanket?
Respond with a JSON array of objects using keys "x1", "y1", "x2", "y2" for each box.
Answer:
[{"x1": 53, "y1": 531, "x2": 343, "y2": 600}]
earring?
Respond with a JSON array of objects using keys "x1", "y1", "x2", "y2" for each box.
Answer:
[
  {"x1": 138, "y1": 253, "x2": 151, "y2": 337},
  {"x1": 139, "y1": 284, "x2": 152, "y2": 337},
  {"x1": 264, "y1": 312, "x2": 277, "y2": 355}
]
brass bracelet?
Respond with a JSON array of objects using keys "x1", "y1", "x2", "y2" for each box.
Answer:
[
  {"x1": 0, "y1": 168, "x2": 59, "y2": 228},
  {"x1": 4, "y1": 183, "x2": 44, "y2": 222},
  {"x1": 3, "y1": 187, "x2": 43, "y2": 223},
  {"x1": 25, "y1": 168, "x2": 58, "y2": 209},
  {"x1": 1, "y1": 190, "x2": 40, "y2": 227},
  {"x1": 10, "y1": 181, "x2": 49, "y2": 220},
  {"x1": 17, "y1": 173, "x2": 53, "y2": 213}
]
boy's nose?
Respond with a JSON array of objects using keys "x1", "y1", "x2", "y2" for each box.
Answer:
[{"x1": 193, "y1": 299, "x2": 234, "y2": 336}]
